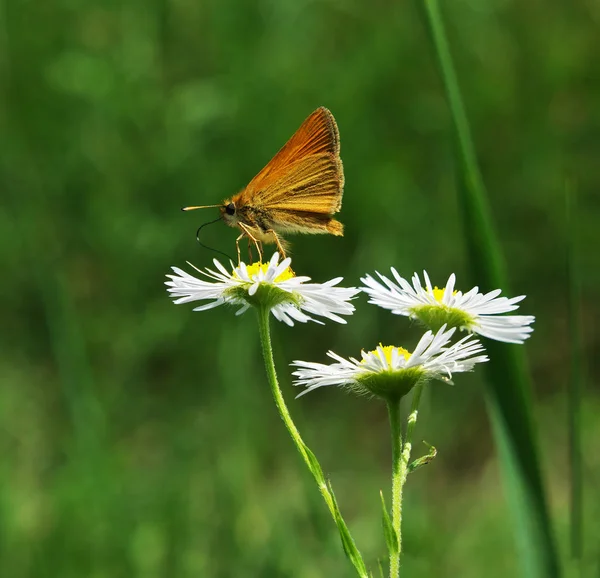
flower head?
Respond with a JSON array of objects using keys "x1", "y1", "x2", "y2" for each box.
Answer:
[
  {"x1": 166, "y1": 252, "x2": 359, "y2": 325},
  {"x1": 292, "y1": 326, "x2": 488, "y2": 400},
  {"x1": 361, "y1": 270, "x2": 534, "y2": 344}
]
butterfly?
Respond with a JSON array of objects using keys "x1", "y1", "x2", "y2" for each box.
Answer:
[{"x1": 183, "y1": 107, "x2": 344, "y2": 262}]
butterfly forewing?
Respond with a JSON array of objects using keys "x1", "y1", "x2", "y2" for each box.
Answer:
[{"x1": 236, "y1": 107, "x2": 344, "y2": 215}]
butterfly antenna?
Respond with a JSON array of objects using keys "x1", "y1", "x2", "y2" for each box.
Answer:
[{"x1": 195, "y1": 217, "x2": 233, "y2": 261}]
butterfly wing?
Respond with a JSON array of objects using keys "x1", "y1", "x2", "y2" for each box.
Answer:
[{"x1": 236, "y1": 107, "x2": 344, "y2": 216}]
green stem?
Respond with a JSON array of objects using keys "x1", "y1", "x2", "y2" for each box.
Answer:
[
  {"x1": 388, "y1": 384, "x2": 424, "y2": 578},
  {"x1": 256, "y1": 306, "x2": 368, "y2": 578},
  {"x1": 257, "y1": 306, "x2": 311, "y2": 470},
  {"x1": 387, "y1": 399, "x2": 403, "y2": 578}
]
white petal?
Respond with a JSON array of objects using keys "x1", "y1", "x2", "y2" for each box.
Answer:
[
  {"x1": 235, "y1": 304, "x2": 251, "y2": 316},
  {"x1": 213, "y1": 259, "x2": 232, "y2": 278},
  {"x1": 443, "y1": 274, "x2": 456, "y2": 305},
  {"x1": 423, "y1": 271, "x2": 433, "y2": 293},
  {"x1": 293, "y1": 326, "x2": 489, "y2": 398},
  {"x1": 192, "y1": 299, "x2": 225, "y2": 312},
  {"x1": 360, "y1": 268, "x2": 535, "y2": 345},
  {"x1": 167, "y1": 252, "x2": 358, "y2": 325},
  {"x1": 271, "y1": 257, "x2": 292, "y2": 281}
]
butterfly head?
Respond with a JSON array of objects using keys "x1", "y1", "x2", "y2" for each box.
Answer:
[{"x1": 219, "y1": 199, "x2": 238, "y2": 227}]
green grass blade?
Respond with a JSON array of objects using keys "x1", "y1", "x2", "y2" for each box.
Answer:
[
  {"x1": 566, "y1": 183, "x2": 583, "y2": 563},
  {"x1": 416, "y1": 1, "x2": 561, "y2": 576},
  {"x1": 5, "y1": 153, "x2": 106, "y2": 457}
]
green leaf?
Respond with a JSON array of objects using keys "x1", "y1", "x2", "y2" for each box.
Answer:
[
  {"x1": 416, "y1": 1, "x2": 561, "y2": 576},
  {"x1": 566, "y1": 183, "x2": 584, "y2": 561},
  {"x1": 301, "y1": 442, "x2": 326, "y2": 484},
  {"x1": 380, "y1": 490, "x2": 398, "y2": 557},
  {"x1": 408, "y1": 441, "x2": 437, "y2": 473},
  {"x1": 327, "y1": 481, "x2": 370, "y2": 578}
]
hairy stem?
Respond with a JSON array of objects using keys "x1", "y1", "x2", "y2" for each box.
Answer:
[
  {"x1": 388, "y1": 384, "x2": 424, "y2": 578},
  {"x1": 256, "y1": 306, "x2": 368, "y2": 577},
  {"x1": 388, "y1": 398, "x2": 403, "y2": 578}
]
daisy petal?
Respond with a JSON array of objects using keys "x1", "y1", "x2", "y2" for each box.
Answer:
[
  {"x1": 167, "y1": 252, "x2": 359, "y2": 326},
  {"x1": 293, "y1": 326, "x2": 488, "y2": 399},
  {"x1": 360, "y1": 269, "x2": 535, "y2": 344}
]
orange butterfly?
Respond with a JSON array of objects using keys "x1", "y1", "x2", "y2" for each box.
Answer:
[{"x1": 183, "y1": 107, "x2": 344, "y2": 262}]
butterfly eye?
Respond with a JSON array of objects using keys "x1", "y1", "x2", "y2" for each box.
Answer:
[{"x1": 225, "y1": 203, "x2": 235, "y2": 215}]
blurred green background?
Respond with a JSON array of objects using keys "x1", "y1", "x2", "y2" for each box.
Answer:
[{"x1": 1, "y1": 0, "x2": 598, "y2": 576}]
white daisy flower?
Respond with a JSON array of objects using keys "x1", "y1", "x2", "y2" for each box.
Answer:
[
  {"x1": 166, "y1": 252, "x2": 359, "y2": 326},
  {"x1": 292, "y1": 325, "x2": 488, "y2": 399},
  {"x1": 360, "y1": 270, "x2": 535, "y2": 344}
]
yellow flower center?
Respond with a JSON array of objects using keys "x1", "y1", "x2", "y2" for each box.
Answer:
[
  {"x1": 362, "y1": 344, "x2": 411, "y2": 365},
  {"x1": 235, "y1": 262, "x2": 295, "y2": 283},
  {"x1": 356, "y1": 344, "x2": 425, "y2": 401},
  {"x1": 430, "y1": 286, "x2": 457, "y2": 302}
]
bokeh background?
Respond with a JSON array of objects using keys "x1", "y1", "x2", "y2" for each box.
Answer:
[{"x1": 1, "y1": 0, "x2": 598, "y2": 576}]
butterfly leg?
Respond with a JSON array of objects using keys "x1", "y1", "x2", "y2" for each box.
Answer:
[
  {"x1": 252, "y1": 237, "x2": 263, "y2": 263},
  {"x1": 235, "y1": 234, "x2": 242, "y2": 264},
  {"x1": 265, "y1": 229, "x2": 288, "y2": 259},
  {"x1": 238, "y1": 223, "x2": 263, "y2": 263},
  {"x1": 247, "y1": 237, "x2": 253, "y2": 264}
]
